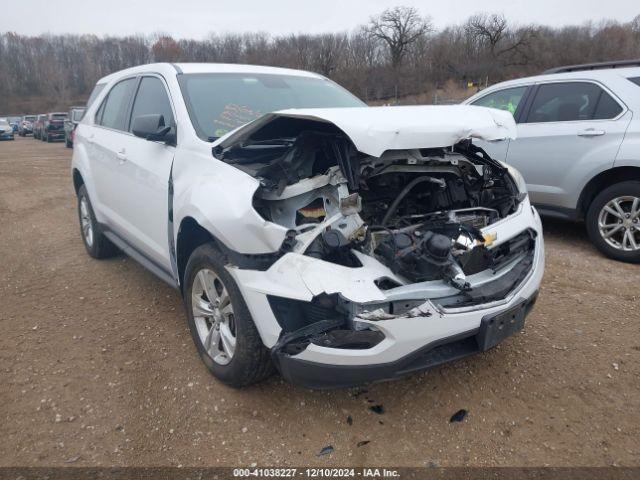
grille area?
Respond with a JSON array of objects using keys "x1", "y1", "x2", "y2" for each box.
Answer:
[{"x1": 432, "y1": 229, "x2": 537, "y2": 309}]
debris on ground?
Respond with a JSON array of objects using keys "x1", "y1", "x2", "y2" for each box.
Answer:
[
  {"x1": 317, "y1": 445, "x2": 334, "y2": 457},
  {"x1": 346, "y1": 415, "x2": 353, "y2": 425},
  {"x1": 369, "y1": 405, "x2": 385, "y2": 414},
  {"x1": 357, "y1": 440, "x2": 370, "y2": 447},
  {"x1": 450, "y1": 409, "x2": 468, "y2": 423}
]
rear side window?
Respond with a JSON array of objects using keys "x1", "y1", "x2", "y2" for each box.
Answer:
[
  {"x1": 593, "y1": 92, "x2": 623, "y2": 119},
  {"x1": 129, "y1": 76, "x2": 175, "y2": 131},
  {"x1": 96, "y1": 79, "x2": 137, "y2": 131},
  {"x1": 525, "y1": 82, "x2": 622, "y2": 123},
  {"x1": 471, "y1": 86, "x2": 527, "y2": 116},
  {"x1": 628, "y1": 77, "x2": 640, "y2": 87}
]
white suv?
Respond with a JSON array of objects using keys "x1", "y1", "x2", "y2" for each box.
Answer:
[
  {"x1": 72, "y1": 63, "x2": 544, "y2": 388},
  {"x1": 464, "y1": 61, "x2": 640, "y2": 263}
]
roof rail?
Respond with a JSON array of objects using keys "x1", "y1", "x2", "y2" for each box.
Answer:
[{"x1": 544, "y1": 59, "x2": 640, "y2": 74}]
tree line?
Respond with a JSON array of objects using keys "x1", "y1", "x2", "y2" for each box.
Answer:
[{"x1": 1, "y1": 6, "x2": 639, "y2": 113}]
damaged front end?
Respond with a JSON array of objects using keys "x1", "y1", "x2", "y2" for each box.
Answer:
[{"x1": 213, "y1": 107, "x2": 543, "y2": 387}]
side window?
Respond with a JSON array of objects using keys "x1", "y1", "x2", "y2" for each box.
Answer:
[
  {"x1": 96, "y1": 78, "x2": 137, "y2": 131},
  {"x1": 471, "y1": 86, "x2": 527, "y2": 116},
  {"x1": 129, "y1": 76, "x2": 175, "y2": 131},
  {"x1": 525, "y1": 82, "x2": 620, "y2": 123},
  {"x1": 593, "y1": 91, "x2": 623, "y2": 119}
]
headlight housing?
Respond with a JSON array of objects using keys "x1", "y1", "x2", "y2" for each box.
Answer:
[{"x1": 506, "y1": 165, "x2": 528, "y2": 195}]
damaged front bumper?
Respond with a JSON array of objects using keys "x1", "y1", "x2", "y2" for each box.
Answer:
[{"x1": 226, "y1": 199, "x2": 545, "y2": 389}]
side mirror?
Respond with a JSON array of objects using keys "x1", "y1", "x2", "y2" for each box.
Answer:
[{"x1": 132, "y1": 114, "x2": 175, "y2": 144}]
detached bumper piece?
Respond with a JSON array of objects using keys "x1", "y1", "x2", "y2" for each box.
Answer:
[{"x1": 274, "y1": 292, "x2": 538, "y2": 389}]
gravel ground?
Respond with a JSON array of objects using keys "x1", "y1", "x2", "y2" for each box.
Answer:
[{"x1": 1, "y1": 136, "x2": 638, "y2": 468}]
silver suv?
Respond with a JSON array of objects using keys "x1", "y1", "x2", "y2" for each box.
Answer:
[{"x1": 464, "y1": 60, "x2": 640, "y2": 263}]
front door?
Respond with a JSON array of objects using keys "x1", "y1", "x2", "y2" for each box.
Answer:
[{"x1": 112, "y1": 75, "x2": 177, "y2": 272}]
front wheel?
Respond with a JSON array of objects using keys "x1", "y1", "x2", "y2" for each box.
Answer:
[
  {"x1": 586, "y1": 181, "x2": 640, "y2": 263},
  {"x1": 184, "y1": 244, "x2": 273, "y2": 387}
]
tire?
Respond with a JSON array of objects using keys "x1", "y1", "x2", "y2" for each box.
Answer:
[
  {"x1": 77, "y1": 185, "x2": 119, "y2": 259},
  {"x1": 586, "y1": 181, "x2": 640, "y2": 263},
  {"x1": 65, "y1": 136, "x2": 72, "y2": 148},
  {"x1": 46, "y1": 133, "x2": 51, "y2": 143},
  {"x1": 184, "y1": 243, "x2": 274, "y2": 387}
]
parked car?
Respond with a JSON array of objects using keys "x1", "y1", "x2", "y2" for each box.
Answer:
[
  {"x1": 0, "y1": 118, "x2": 15, "y2": 140},
  {"x1": 64, "y1": 106, "x2": 85, "y2": 148},
  {"x1": 463, "y1": 60, "x2": 640, "y2": 263},
  {"x1": 41, "y1": 112, "x2": 68, "y2": 142},
  {"x1": 18, "y1": 115, "x2": 37, "y2": 136},
  {"x1": 72, "y1": 63, "x2": 543, "y2": 388},
  {"x1": 33, "y1": 114, "x2": 47, "y2": 140},
  {"x1": 9, "y1": 117, "x2": 20, "y2": 132}
]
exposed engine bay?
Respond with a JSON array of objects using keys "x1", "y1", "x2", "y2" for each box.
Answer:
[{"x1": 213, "y1": 118, "x2": 524, "y2": 295}]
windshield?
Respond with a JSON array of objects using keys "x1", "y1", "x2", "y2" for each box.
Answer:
[
  {"x1": 25, "y1": 116, "x2": 36, "y2": 121},
  {"x1": 51, "y1": 114, "x2": 67, "y2": 120},
  {"x1": 178, "y1": 73, "x2": 365, "y2": 141},
  {"x1": 0, "y1": 119, "x2": 8, "y2": 126}
]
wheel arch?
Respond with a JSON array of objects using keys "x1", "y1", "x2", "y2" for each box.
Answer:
[
  {"x1": 72, "y1": 168, "x2": 85, "y2": 195},
  {"x1": 176, "y1": 217, "x2": 222, "y2": 294},
  {"x1": 578, "y1": 166, "x2": 640, "y2": 219}
]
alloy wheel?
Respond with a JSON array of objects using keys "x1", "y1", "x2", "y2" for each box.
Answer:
[
  {"x1": 191, "y1": 269, "x2": 237, "y2": 365},
  {"x1": 79, "y1": 196, "x2": 94, "y2": 248},
  {"x1": 598, "y1": 196, "x2": 640, "y2": 252}
]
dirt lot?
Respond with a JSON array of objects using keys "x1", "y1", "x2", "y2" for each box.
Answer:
[{"x1": 0, "y1": 136, "x2": 638, "y2": 468}]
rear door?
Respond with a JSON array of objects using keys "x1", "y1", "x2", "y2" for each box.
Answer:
[
  {"x1": 469, "y1": 85, "x2": 531, "y2": 161},
  {"x1": 90, "y1": 77, "x2": 138, "y2": 231},
  {"x1": 111, "y1": 75, "x2": 177, "y2": 271},
  {"x1": 505, "y1": 81, "x2": 631, "y2": 210}
]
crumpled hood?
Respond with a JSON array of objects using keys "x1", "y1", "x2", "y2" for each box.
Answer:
[{"x1": 216, "y1": 105, "x2": 517, "y2": 158}]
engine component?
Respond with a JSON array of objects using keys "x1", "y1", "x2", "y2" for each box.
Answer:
[
  {"x1": 374, "y1": 229, "x2": 469, "y2": 289},
  {"x1": 380, "y1": 175, "x2": 446, "y2": 226}
]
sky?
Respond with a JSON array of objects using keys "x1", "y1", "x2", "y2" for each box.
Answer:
[{"x1": 1, "y1": 0, "x2": 638, "y2": 38}]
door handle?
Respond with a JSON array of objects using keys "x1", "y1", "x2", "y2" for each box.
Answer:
[
  {"x1": 116, "y1": 149, "x2": 127, "y2": 163},
  {"x1": 578, "y1": 128, "x2": 605, "y2": 137}
]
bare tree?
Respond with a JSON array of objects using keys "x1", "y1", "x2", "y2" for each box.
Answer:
[
  {"x1": 151, "y1": 35, "x2": 182, "y2": 62},
  {"x1": 465, "y1": 13, "x2": 508, "y2": 56},
  {"x1": 631, "y1": 14, "x2": 640, "y2": 33},
  {"x1": 365, "y1": 6, "x2": 431, "y2": 68},
  {"x1": 2, "y1": 13, "x2": 640, "y2": 114}
]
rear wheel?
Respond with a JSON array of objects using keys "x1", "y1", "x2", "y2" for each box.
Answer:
[
  {"x1": 77, "y1": 185, "x2": 119, "y2": 259},
  {"x1": 46, "y1": 133, "x2": 51, "y2": 142},
  {"x1": 184, "y1": 243, "x2": 273, "y2": 387},
  {"x1": 586, "y1": 181, "x2": 640, "y2": 263},
  {"x1": 65, "y1": 135, "x2": 72, "y2": 148}
]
